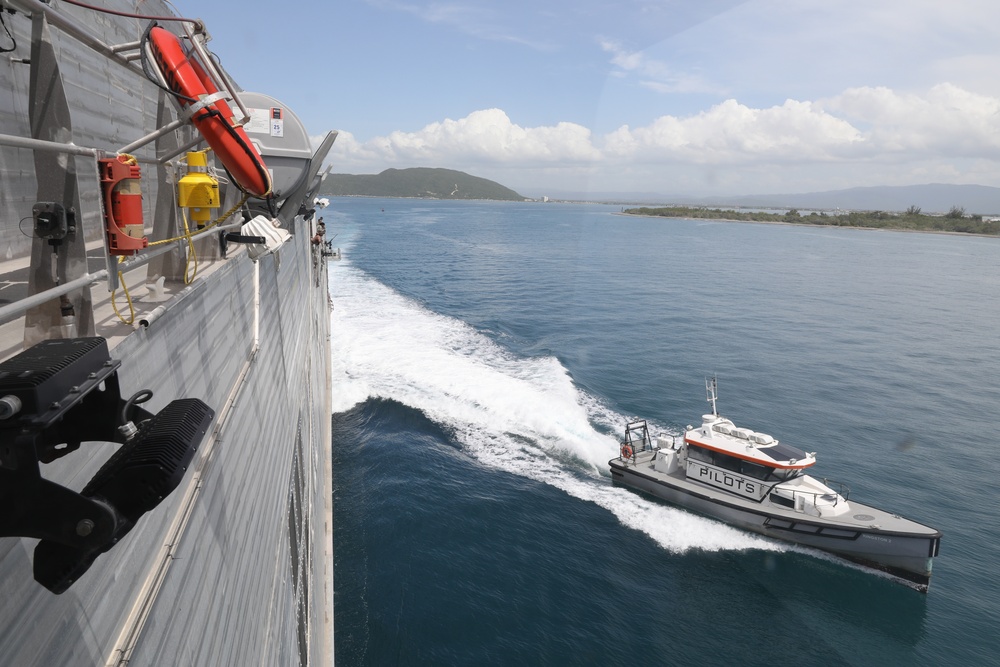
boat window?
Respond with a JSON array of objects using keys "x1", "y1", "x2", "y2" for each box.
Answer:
[
  {"x1": 687, "y1": 444, "x2": 713, "y2": 463},
  {"x1": 770, "y1": 468, "x2": 802, "y2": 481},
  {"x1": 769, "y1": 493, "x2": 795, "y2": 509},
  {"x1": 740, "y1": 460, "x2": 772, "y2": 480},
  {"x1": 714, "y1": 452, "x2": 743, "y2": 473}
]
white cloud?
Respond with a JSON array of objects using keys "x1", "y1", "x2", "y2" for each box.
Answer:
[
  {"x1": 603, "y1": 98, "x2": 862, "y2": 163},
  {"x1": 819, "y1": 84, "x2": 1000, "y2": 157},
  {"x1": 599, "y1": 39, "x2": 721, "y2": 94},
  {"x1": 330, "y1": 109, "x2": 600, "y2": 169},
  {"x1": 328, "y1": 84, "x2": 1000, "y2": 195},
  {"x1": 604, "y1": 0, "x2": 1000, "y2": 116}
]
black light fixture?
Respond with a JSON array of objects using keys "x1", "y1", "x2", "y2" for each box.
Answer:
[{"x1": 0, "y1": 337, "x2": 214, "y2": 594}]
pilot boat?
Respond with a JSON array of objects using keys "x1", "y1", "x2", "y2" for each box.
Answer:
[{"x1": 609, "y1": 378, "x2": 942, "y2": 591}]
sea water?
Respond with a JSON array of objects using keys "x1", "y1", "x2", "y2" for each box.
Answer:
[{"x1": 328, "y1": 198, "x2": 1000, "y2": 666}]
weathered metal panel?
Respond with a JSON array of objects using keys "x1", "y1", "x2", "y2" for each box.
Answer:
[
  {"x1": 0, "y1": 236, "x2": 331, "y2": 665},
  {"x1": 0, "y1": 1, "x2": 333, "y2": 664}
]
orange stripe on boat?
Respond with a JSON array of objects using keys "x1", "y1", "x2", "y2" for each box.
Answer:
[{"x1": 684, "y1": 438, "x2": 815, "y2": 470}]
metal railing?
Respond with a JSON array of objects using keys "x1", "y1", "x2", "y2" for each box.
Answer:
[
  {"x1": 778, "y1": 478, "x2": 852, "y2": 510},
  {"x1": 0, "y1": 1, "x2": 247, "y2": 325}
]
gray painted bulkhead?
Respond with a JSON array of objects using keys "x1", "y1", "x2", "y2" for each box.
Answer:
[
  {"x1": 0, "y1": 225, "x2": 333, "y2": 666},
  {"x1": 0, "y1": 1, "x2": 334, "y2": 664}
]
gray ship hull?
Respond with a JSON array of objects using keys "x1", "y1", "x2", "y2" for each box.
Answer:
[
  {"x1": 610, "y1": 451, "x2": 940, "y2": 590},
  {"x1": 1, "y1": 1, "x2": 334, "y2": 664}
]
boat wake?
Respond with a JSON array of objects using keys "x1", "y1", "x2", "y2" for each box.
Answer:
[{"x1": 329, "y1": 256, "x2": 784, "y2": 555}]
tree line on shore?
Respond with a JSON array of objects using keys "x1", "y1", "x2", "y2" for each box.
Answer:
[{"x1": 624, "y1": 205, "x2": 1000, "y2": 235}]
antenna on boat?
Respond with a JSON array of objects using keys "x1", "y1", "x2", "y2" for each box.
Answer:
[{"x1": 706, "y1": 375, "x2": 718, "y2": 415}]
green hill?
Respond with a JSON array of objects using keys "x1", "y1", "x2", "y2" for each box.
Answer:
[{"x1": 322, "y1": 167, "x2": 525, "y2": 201}]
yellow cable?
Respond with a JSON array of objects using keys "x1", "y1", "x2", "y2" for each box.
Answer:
[
  {"x1": 110, "y1": 187, "x2": 248, "y2": 321},
  {"x1": 181, "y1": 207, "x2": 198, "y2": 284},
  {"x1": 107, "y1": 143, "x2": 259, "y2": 305},
  {"x1": 148, "y1": 192, "x2": 251, "y2": 247},
  {"x1": 111, "y1": 257, "x2": 136, "y2": 325}
]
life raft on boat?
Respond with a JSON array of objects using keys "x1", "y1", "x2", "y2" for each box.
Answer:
[{"x1": 147, "y1": 26, "x2": 272, "y2": 198}]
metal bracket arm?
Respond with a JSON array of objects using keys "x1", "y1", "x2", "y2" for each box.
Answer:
[{"x1": 0, "y1": 337, "x2": 215, "y2": 593}]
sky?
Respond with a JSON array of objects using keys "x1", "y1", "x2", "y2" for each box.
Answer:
[{"x1": 180, "y1": 0, "x2": 1000, "y2": 198}]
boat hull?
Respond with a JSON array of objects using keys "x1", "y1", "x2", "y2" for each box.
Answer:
[{"x1": 610, "y1": 456, "x2": 939, "y2": 591}]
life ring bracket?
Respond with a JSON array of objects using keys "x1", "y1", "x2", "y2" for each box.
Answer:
[{"x1": 182, "y1": 90, "x2": 232, "y2": 121}]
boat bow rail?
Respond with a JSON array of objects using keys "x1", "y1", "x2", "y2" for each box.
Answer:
[{"x1": 772, "y1": 477, "x2": 851, "y2": 504}]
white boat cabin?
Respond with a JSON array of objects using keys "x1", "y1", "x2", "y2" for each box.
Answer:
[{"x1": 652, "y1": 414, "x2": 850, "y2": 517}]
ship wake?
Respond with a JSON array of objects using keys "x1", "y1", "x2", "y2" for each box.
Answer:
[{"x1": 329, "y1": 258, "x2": 784, "y2": 555}]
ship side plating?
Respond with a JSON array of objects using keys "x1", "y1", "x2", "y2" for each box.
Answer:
[{"x1": 0, "y1": 1, "x2": 334, "y2": 664}]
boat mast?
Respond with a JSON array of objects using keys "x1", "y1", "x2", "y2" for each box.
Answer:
[{"x1": 706, "y1": 375, "x2": 718, "y2": 415}]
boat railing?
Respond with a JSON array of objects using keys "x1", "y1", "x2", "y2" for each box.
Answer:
[
  {"x1": 782, "y1": 479, "x2": 852, "y2": 509},
  {"x1": 619, "y1": 420, "x2": 654, "y2": 463},
  {"x1": 822, "y1": 479, "x2": 851, "y2": 502}
]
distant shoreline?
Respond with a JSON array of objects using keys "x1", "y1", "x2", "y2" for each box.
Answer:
[
  {"x1": 615, "y1": 207, "x2": 1000, "y2": 238},
  {"x1": 323, "y1": 195, "x2": 1000, "y2": 238},
  {"x1": 617, "y1": 209, "x2": 1000, "y2": 239}
]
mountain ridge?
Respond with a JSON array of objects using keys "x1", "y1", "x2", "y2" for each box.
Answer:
[{"x1": 323, "y1": 167, "x2": 525, "y2": 201}]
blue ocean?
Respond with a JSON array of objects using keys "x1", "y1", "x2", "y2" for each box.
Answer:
[{"x1": 328, "y1": 198, "x2": 1000, "y2": 666}]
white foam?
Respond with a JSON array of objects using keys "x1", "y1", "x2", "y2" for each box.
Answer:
[{"x1": 328, "y1": 256, "x2": 784, "y2": 555}]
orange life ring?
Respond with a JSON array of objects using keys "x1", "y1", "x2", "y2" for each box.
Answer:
[
  {"x1": 147, "y1": 26, "x2": 272, "y2": 198},
  {"x1": 621, "y1": 444, "x2": 633, "y2": 459}
]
